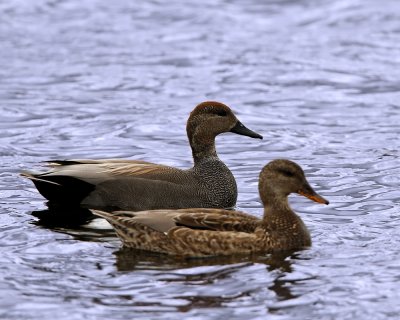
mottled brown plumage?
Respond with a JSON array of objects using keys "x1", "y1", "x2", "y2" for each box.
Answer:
[
  {"x1": 21, "y1": 101, "x2": 262, "y2": 211},
  {"x1": 92, "y1": 159, "x2": 329, "y2": 257}
]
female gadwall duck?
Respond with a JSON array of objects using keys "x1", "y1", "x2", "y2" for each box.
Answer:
[
  {"x1": 91, "y1": 159, "x2": 329, "y2": 257},
  {"x1": 22, "y1": 101, "x2": 262, "y2": 211}
]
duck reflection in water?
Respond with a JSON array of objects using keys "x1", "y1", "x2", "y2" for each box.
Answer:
[
  {"x1": 115, "y1": 247, "x2": 302, "y2": 303},
  {"x1": 31, "y1": 204, "x2": 95, "y2": 229}
]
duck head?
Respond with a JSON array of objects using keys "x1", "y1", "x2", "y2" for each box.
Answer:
[
  {"x1": 187, "y1": 101, "x2": 263, "y2": 139},
  {"x1": 259, "y1": 159, "x2": 329, "y2": 206},
  {"x1": 187, "y1": 101, "x2": 263, "y2": 161}
]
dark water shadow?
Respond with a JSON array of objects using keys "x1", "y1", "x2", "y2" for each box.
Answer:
[
  {"x1": 115, "y1": 247, "x2": 300, "y2": 302},
  {"x1": 115, "y1": 247, "x2": 295, "y2": 271},
  {"x1": 31, "y1": 204, "x2": 95, "y2": 228},
  {"x1": 30, "y1": 206, "x2": 121, "y2": 242}
]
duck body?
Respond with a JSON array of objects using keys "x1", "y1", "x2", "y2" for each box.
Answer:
[
  {"x1": 21, "y1": 102, "x2": 262, "y2": 211},
  {"x1": 92, "y1": 159, "x2": 329, "y2": 257},
  {"x1": 30, "y1": 156, "x2": 237, "y2": 211},
  {"x1": 93, "y1": 208, "x2": 310, "y2": 257}
]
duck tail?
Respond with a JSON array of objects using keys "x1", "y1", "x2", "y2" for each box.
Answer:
[
  {"x1": 21, "y1": 170, "x2": 94, "y2": 205},
  {"x1": 20, "y1": 171, "x2": 61, "y2": 186},
  {"x1": 90, "y1": 209, "x2": 114, "y2": 220}
]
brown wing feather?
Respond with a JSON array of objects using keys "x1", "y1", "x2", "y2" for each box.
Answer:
[
  {"x1": 102, "y1": 162, "x2": 173, "y2": 177},
  {"x1": 92, "y1": 208, "x2": 260, "y2": 234},
  {"x1": 91, "y1": 209, "x2": 265, "y2": 256},
  {"x1": 172, "y1": 210, "x2": 260, "y2": 233},
  {"x1": 43, "y1": 159, "x2": 186, "y2": 184}
]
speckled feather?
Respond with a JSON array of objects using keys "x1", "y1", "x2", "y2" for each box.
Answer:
[
  {"x1": 21, "y1": 101, "x2": 262, "y2": 211},
  {"x1": 92, "y1": 159, "x2": 329, "y2": 257}
]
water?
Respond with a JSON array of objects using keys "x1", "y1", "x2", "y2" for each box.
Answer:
[{"x1": 1, "y1": 0, "x2": 400, "y2": 319}]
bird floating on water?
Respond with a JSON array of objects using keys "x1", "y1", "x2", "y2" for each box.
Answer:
[
  {"x1": 21, "y1": 101, "x2": 263, "y2": 211},
  {"x1": 92, "y1": 159, "x2": 329, "y2": 257}
]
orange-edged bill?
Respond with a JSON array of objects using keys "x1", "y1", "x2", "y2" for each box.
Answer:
[{"x1": 298, "y1": 190, "x2": 329, "y2": 205}]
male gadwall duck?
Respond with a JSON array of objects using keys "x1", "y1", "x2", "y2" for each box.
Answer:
[
  {"x1": 22, "y1": 101, "x2": 262, "y2": 211},
  {"x1": 91, "y1": 159, "x2": 329, "y2": 257}
]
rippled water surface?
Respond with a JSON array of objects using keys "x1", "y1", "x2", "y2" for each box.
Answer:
[{"x1": 1, "y1": 0, "x2": 400, "y2": 319}]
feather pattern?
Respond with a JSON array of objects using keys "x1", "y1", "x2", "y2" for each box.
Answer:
[
  {"x1": 21, "y1": 102, "x2": 263, "y2": 210},
  {"x1": 92, "y1": 159, "x2": 329, "y2": 257}
]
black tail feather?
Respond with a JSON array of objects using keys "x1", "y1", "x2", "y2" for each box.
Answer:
[
  {"x1": 29, "y1": 175, "x2": 95, "y2": 205},
  {"x1": 44, "y1": 160, "x2": 83, "y2": 166}
]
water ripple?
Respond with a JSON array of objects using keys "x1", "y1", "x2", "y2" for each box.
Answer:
[{"x1": 1, "y1": 0, "x2": 400, "y2": 319}]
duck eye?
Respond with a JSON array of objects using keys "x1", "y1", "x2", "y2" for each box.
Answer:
[
  {"x1": 216, "y1": 110, "x2": 227, "y2": 117},
  {"x1": 279, "y1": 169, "x2": 294, "y2": 177}
]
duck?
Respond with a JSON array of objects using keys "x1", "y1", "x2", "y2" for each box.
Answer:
[
  {"x1": 21, "y1": 101, "x2": 262, "y2": 211},
  {"x1": 91, "y1": 159, "x2": 329, "y2": 257}
]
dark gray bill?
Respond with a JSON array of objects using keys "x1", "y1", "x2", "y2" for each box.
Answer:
[{"x1": 230, "y1": 121, "x2": 263, "y2": 139}]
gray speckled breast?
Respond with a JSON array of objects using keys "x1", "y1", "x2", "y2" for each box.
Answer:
[{"x1": 191, "y1": 157, "x2": 238, "y2": 209}]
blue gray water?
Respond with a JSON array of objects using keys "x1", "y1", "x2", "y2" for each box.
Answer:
[{"x1": 1, "y1": 0, "x2": 400, "y2": 319}]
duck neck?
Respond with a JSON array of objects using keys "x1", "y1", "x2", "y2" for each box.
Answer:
[
  {"x1": 261, "y1": 190, "x2": 300, "y2": 228},
  {"x1": 189, "y1": 131, "x2": 218, "y2": 164}
]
